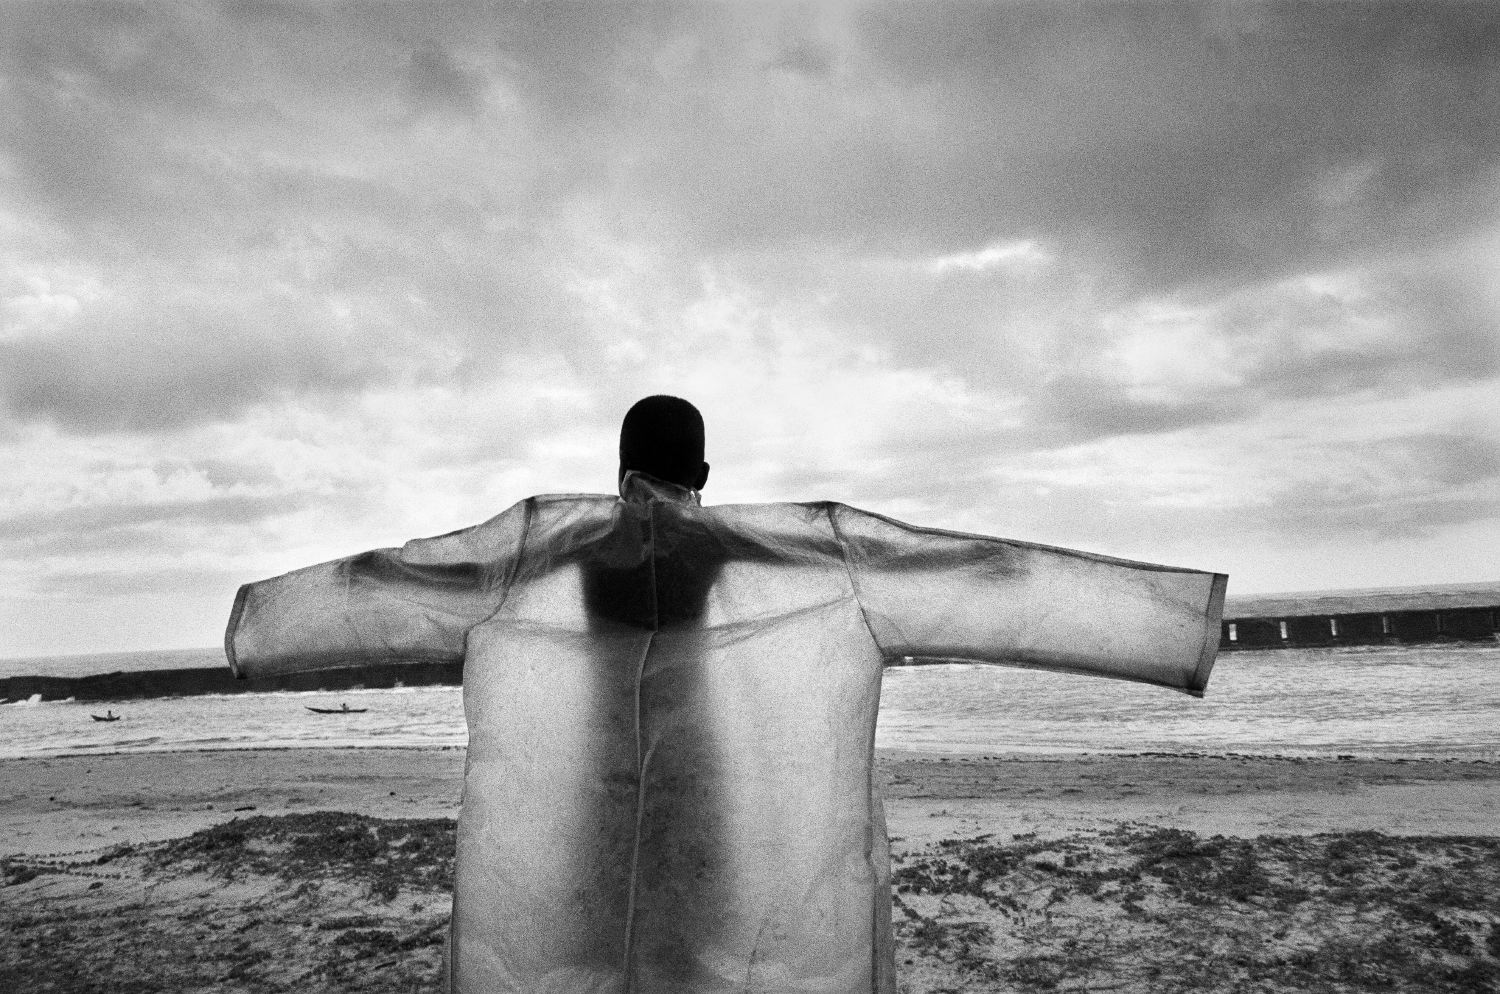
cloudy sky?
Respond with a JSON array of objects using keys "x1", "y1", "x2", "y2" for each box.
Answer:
[{"x1": 2, "y1": 2, "x2": 1498, "y2": 658}]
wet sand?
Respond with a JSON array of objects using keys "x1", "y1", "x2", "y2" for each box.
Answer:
[
  {"x1": 878, "y1": 749, "x2": 1500, "y2": 848},
  {"x1": 4, "y1": 748, "x2": 1498, "y2": 992},
  {"x1": 3, "y1": 747, "x2": 1497, "y2": 856}
]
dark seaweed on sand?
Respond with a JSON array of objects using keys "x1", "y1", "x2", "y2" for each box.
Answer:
[
  {"x1": 7, "y1": 815, "x2": 1500, "y2": 993},
  {"x1": 4, "y1": 813, "x2": 458, "y2": 994},
  {"x1": 893, "y1": 826, "x2": 1500, "y2": 993},
  {"x1": 151, "y1": 810, "x2": 455, "y2": 900}
]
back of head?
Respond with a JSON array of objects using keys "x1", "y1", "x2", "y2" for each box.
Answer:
[{"x1": 619, "y1": 395, "x2": 709, "y2": 490}]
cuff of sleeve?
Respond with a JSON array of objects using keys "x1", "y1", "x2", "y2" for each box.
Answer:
[
  {"x1": 1188, "y1": 573, "x2": 1229, "y2": 696},
  {"x1": 224, "y1": 583, "x2": 251, "y2": 679}
]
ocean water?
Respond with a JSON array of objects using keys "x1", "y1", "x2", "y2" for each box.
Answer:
[{"x1": 1, "y1": 642, "x2": 1497, "y2": 761}]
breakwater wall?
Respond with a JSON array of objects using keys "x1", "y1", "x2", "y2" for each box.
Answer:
[
  {"x1": 0, "y1": 661, "x2": 464, "y2": 703},
  {"x1": 1220, "y1": 581, "x2": 1500, "y2": 651}
]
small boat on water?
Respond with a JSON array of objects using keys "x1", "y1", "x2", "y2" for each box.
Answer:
[
  {"x1": 306, "y1": 703, "x2": 368, "y2": 714},
  {"x1": 91, "y1": 710, "x2": 121, "y2": 722}
]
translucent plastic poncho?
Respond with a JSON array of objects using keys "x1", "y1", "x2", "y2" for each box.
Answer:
[{"x1": 226, "y1": 471, "x2": 1226, "y2": 994}]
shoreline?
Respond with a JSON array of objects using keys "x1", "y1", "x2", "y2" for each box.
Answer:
[
  {"x1": 4, "y1": 747, "x2": 1497, "y2": 858},
  {"x1": 11, "y1": 742, "x2": 1500, "y2": 759}
]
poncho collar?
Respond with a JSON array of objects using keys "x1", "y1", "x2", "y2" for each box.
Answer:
[{"x1": 619, "y1": 470, "x2": 702, "y2": 507}]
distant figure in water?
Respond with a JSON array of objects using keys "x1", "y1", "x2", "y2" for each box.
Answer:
[{"x1": 227, "y1": 394, "x2": 1226, "y2": 993}]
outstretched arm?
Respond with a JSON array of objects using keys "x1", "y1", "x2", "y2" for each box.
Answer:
[
  {"x1": 225, "y1": 499, "x2": 532, "y2": 678},
  {"x1": 830, "y1": 504, "x2": 1226, "y2": 695}
]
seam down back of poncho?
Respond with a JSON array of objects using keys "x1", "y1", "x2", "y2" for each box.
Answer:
[{"x1": 226, "y1": 472, "x2": 1226, "y2": 994}]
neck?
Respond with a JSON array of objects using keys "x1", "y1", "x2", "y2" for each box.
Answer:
[{"x1": 619, "y1": 470, "x2": 701, "y2": 505}]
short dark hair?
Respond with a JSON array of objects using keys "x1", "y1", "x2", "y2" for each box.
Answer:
[{"x1": 619, "y1": 395, "x2": 705, "y2": 487}]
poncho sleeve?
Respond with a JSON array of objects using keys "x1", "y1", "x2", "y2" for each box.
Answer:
[
  {"x1": 830, "y1": 504, "x2": 1226, "y2": 695},
  {"x1": 225, "y1": 499, "x2": 532, "y2": 678}
]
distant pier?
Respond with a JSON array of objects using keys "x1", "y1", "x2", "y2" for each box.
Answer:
[{"x1": 1220, "y1": 581, "x2": 1500, "y2": 650}]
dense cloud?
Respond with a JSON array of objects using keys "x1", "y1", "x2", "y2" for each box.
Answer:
[
  {"x1": 471, "y1": 3, "x2": 1500, "y2": 290},
  {"x1": 0, "y1": 2, "x2": 1497, "y2": 653}
]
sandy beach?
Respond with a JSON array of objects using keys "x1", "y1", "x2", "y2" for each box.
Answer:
[{"x1": 4, "y1": 748, "x2": 1498, "y2": 992}]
